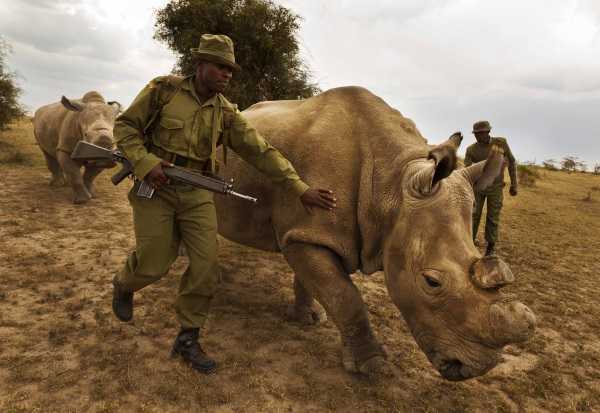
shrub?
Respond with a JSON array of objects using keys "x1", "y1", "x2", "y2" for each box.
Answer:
[
  {"x1": 0, "y1": 37, "x2": 25, "y2": 130},
  {"x1": 154, "y1": 0, "x2": 320, "y2": 110},
  {"x1": 517, "y1": 164, "x2": 540, "y2": 187},
  {"x1": 542, "y1": 159, "x2": 558, "y2": 170}
]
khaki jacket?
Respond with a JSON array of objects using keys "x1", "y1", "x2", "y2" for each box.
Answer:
[{"x1": 114, "y1": 75, "x2": 308, "y2": 196}]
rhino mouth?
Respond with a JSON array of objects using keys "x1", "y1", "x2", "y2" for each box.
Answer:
[
  {"x1": 429, "y1": 348, "x2": 498, "y2": 381},
  {"x1": 439, "y1": 358, "x2": 471, "y2": 381}
]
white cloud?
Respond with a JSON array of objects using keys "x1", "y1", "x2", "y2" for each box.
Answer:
[
  {"x1": 281, "y1": 0, "x2": 600, "y2": 165},
  {"x1": 2, "y1": 0, "x2": 175, "y2": 111},
  {"x1": 2, "y1": 0, "x2": 600, "y2": 166}
]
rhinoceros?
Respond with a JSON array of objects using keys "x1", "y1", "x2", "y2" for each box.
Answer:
[
  {"x1": 214, "y1": 86, "x2": 536, "y2": 381},
  {"x1": 33, "y1": 91, "x2": 121, "y2": 204}
]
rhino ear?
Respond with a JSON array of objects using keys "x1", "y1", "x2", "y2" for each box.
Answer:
[
  {"x1": 428, "y1": 131, "x2": 462, "y2": 186},
  {"x1": 107, "y1": 100, "x2": 122, "y2": 114},
  {"x1": 412, "y1": 132, "x2": 463, "y2": 195},
  {"x1": 460, "y1": 145, "x2": 504, "y2": 191},
  {"x1": 61, "y1": 96, "x2": 85, "y2": 112}
]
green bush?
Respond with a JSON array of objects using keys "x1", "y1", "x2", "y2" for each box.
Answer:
[
  {"x1": 154, "y1": 0, "x2": 320, "y2": 110},
  {"x1": 518, "y1": 164, "x2": 541, "y2": 187},
  {"x1": 0, "y1": 38, "x2": 25, "y2": 130}
]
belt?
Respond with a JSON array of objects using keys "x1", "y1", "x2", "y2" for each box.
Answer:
[{"x1": 149, "y1": 145, "x2": 208, "y2": 171}]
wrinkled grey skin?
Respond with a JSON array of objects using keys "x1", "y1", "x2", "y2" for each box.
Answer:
[
  {"x1": 214, "y1": 86, "x2": 536, "y2": 381},
  {"x1": 33, "y1": 91, "x2": 121, "y2": 204}
]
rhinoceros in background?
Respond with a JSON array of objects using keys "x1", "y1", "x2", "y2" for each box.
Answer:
[
  {"x1": 215, "y1": 86, "x2": 536, "y2": 381},
  {"x1": 33, "y1": 91, "x2": 121, "y2": 203}
]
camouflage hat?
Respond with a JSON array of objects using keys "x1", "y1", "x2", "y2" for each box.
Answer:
[
  {"x1": 190, "y1": 34, "x2": 241, "y2": 71},
  {"x1": 472, "y1": 120, "x2": 492, "y2": 133}
]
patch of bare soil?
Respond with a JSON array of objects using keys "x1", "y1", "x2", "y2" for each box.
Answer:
[{"x1": 1, "y1": 119, "x2": 599, "y2": 412}]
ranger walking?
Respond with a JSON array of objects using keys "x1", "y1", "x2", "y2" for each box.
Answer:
[
  {"x1": 465, "y1": 120, "x2": 517, "y2": 256},
  {"x1": 111, "y1": 34, "x2": 336, "y2": 373}
]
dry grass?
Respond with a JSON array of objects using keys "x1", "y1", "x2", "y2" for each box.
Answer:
[{"x1": 1, "y1": 119, "x2": 599, "y2": 412}]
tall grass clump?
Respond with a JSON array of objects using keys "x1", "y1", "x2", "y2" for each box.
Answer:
[{"x1": 518, "y1": 164, "x2": 541, "y2": 187}]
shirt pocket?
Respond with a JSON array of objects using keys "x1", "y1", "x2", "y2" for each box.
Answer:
[
  {"x1": 193, "y1": 115, "x2": 223, "y2": 159},
  {"x1": 155, "y1": 116, "x2": 185, "y2": 149}
]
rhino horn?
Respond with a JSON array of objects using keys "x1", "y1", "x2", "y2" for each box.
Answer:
[
  {"x1": 460, "y1": 145, "x2": 504, "y2": 191},
  {"x1": 412, "y1": 132, "x2": 463, "y2": 195},
  {"x1": 489, "y1": 300, "x2": 536, "y2": 346},
  {"x1": 470, "y1": 256, "x2": 515, "y2": 289},
  {"x1": 61, "y1": 96, "x2": 85, "y2": 112}
]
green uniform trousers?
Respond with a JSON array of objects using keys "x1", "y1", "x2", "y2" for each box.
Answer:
[
  {"x1": 472, "y1": 184, "x2": 504, "y2": 244},
  {"x1": 115, "y1": 182, "x2": 219, "y2": 329}
]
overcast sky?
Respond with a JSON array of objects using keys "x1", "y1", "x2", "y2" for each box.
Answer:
[{"x1": 2, "y1": 0, "x2": 599, "y2": 166}]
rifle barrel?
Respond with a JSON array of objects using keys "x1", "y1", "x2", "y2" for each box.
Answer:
[{"x1": 227, "y1": 190, "x2": 258, "y2": 203}]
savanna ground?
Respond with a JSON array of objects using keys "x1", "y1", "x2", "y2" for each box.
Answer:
[{"x1": 1, "y1": 118, "x2": 599, "y2": 412}]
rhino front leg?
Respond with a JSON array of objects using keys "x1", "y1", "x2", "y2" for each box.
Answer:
[
  {"x1": 83, "y1": 165, "x2": 105, "y2": 197},
  {"x1": 42, "y1": 152, "x2": 65, "y2": 187},
  {"x1": 286, "y1": 277, "x2": 327, "y2": 325},
  {"x1": 57, "y1": 151, "x2": 91, "y2": 204},
  {"x1": 283, "y1": 243, "x2": 389, "y2": 377},
  {"x1": 41, "y1": 151, "x2": 66, "y2": 187}
]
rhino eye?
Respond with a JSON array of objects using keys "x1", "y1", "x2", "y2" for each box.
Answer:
[{"x1": 423, "y1": 274, "x2": 441, "y2": 288}]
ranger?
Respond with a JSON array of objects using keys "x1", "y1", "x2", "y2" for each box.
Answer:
[
  {"x1": 464, "y1": 120, "x2": 517, "y2": 256},
  {"x1": 111, "y1": 34, "x2": 336, "y2": 374}
]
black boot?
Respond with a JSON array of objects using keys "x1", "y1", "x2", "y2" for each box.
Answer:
[
  {"x1": 485, "y1": 242, "x2": 496, "y2": 256},
  {"x1": 112, "y1": 279, "x2": 133, "y2": 322},
  {"x1": 171, "y1": 328, "x2": 217, "y2": 374}
]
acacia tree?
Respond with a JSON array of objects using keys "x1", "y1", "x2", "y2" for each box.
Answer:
[
  {"x1": 154, "y1": 0, "x2": 320, "y2": 109},
  {"x1": 561, "y1": 156, "x2": 578, "y2": 173},
  {"x1": 0, "y1": 38, "x2": 25, "y2": 130}
]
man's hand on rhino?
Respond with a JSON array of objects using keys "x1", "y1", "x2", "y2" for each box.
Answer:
[
  {"x1": 509, "y1": 185, "x2": 518, "y2": 196},
  {"x1": 145, "y1": 160, "x2": 173, "y2": 190},
  {"x1": 300, "y1": 188, "x2": 337, "y2": 213}
]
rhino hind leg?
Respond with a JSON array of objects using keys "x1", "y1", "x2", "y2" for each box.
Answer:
[
  {"x1": 41, "y1": 151, "x2": 66, "y2": 187},
  {"x1": 285, "y1": 277, "x2": 327, "y2": 325},
  {"x1": 283, "y1": 243, "x2": 390, "y2": 377}
]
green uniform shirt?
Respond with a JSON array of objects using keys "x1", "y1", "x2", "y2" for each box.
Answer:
[
  {"x1": 464, "y1": 137, "x2": 517, "y2": 187},
  {"x1": 114, "y1": 75, "x2": 309, "y2": 196}
]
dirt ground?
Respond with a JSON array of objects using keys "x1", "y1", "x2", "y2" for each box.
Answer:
[{"x1": 1, "y1": 118, "x2": 600, "y2": 412}]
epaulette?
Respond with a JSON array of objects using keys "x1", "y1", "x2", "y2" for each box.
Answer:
[
  {"x1": 148, "y1": 75, "x2": 186, "y2": 90},
  {"x1": 219, "y1": 94, "x2": 238, "y2": 129}
]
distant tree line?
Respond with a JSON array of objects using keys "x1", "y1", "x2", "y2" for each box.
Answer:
[{"x1": 541, "y1": 157, "x2": 600, "y2": 175}]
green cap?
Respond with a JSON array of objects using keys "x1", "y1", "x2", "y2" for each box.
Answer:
[
  {"x1": 472, "y1": 120, "x2": 491, "y2": 133},
  {"x1": 190, "y1": 34, "x2": 241, "y2": 71}
]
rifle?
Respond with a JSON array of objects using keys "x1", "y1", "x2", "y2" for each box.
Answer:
[{"x1": 71, "y1": 141, "x2": 258, "y2": 203}]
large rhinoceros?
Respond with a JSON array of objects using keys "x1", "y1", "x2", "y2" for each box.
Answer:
[
  {"x1": 33, "y1": 91, "x2": 121, "y2": 204},
  {"x1": 214, "y1": 86, "x2": 536, "y2": 381}
]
